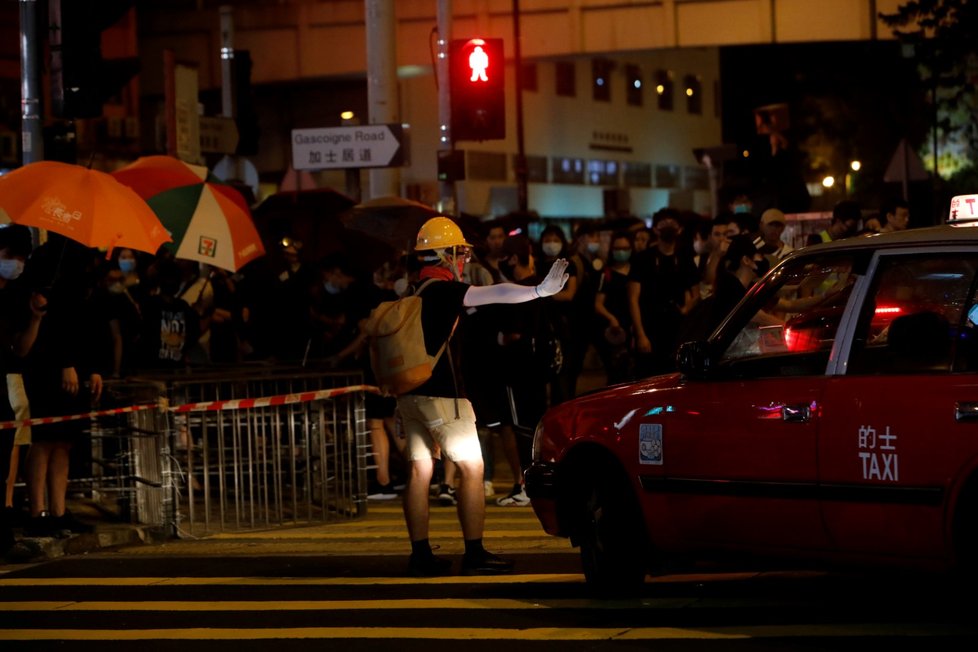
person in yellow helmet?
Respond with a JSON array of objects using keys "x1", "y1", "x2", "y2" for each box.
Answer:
[{"x1": 400, "y1": 216, "x2": 569, "y2": 576}]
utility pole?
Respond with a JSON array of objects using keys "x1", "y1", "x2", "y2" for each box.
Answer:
[
  {"x1": 365, "y1": 0, "x2": 400, "y2": 199},
  {"x1": 20, "y1": 0, "x2": 43, "y2": 165},
  {"x1": 512, "y1": 0, "x2": 528, "y2": 213}
]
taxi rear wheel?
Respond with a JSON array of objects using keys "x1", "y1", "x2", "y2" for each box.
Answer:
[
  {"x1": 952, "y1": 477, "x2": 978, "y2": 577},
  {"x1": 576, "y1": 466, "x2": 648, "y2": 595}
]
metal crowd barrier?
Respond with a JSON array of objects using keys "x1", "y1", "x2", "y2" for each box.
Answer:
[{"x1": 85, "y1": 367, "x2": 370, "y2": 538}]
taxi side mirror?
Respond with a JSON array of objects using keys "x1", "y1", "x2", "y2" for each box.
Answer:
[{"x1": 677, "y1": 340, "x2": 712, "y2": 379}]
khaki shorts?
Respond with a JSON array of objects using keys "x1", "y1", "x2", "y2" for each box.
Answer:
[{"x1": 396, "y1": 395, "x2": 482, "y2": 462}]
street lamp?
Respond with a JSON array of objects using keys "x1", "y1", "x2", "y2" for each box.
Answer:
[
  {"x1": 850, "y1": 160, "x2": 862, "y2": 172},
  {"x1": 822, "y1": 175, "x2": 836, "y2": 189}
]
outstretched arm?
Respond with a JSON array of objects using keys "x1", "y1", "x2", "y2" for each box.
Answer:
[{"x1": 464, "y1": 259, "x2": 570, "y2": 307}]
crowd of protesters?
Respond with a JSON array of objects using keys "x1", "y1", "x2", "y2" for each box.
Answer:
[{"x1": 0, "y1": 191, "x2": 913, "y2": 558}]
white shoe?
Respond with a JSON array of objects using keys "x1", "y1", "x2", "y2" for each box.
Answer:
[
  {"x1": 484, "y1": 481, "x2": 495, "y2": 497},
  {"x1": 496, "y1": 485, "x2": 530, "y2": 506}
]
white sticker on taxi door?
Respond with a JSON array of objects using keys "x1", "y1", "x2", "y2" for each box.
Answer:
[{"x1": 639, "y1": 424, "x2": 663, "y2": 465}]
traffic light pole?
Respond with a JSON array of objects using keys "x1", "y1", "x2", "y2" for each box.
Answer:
[
  {"x1": 220, "y1": 5, "x2": 235, "y2": 119},
  {"x1": 512, "y1": 0, "x2": 528, "y2": 214},
  {"x1": 19, "y1": 0, "x2": 44, "y2": 164},
  {"x1": 437, "y1": 0, "x2": 457, "y2": 215}
]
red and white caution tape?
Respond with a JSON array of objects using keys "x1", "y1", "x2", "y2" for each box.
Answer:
[
  {"x1": 0, "y1": 403, "x2": 160, "y2": 432},
  {"x1": 0, "y1": 384, "x2": 380, "y2": 431},
  {"x1": 168, "y1": 384, "x2": 379, "y2": 413}
]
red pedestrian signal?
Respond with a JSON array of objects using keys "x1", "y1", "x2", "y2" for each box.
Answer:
[{"x1": 449, "y1": 38, "x2": 505, "y2": 142}]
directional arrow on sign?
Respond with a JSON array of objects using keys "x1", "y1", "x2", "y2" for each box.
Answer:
[{"x1": 291, "y1": 124, "x2": 404, "y2": 171}]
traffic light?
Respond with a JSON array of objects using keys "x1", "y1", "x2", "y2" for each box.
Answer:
[
  {"x1": 449, "y1": 38, "x2": 505, "y2": 142},
  {"x1": 49, "y1": 0, "x2": 140, "y2": 119}
]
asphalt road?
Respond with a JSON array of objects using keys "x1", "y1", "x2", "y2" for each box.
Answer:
[{"x1": 2, "y1": 501, "x2": 977, "y2": 650}]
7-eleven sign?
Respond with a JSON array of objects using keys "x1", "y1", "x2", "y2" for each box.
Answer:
[{"x1": 198, "y1": 236, "x2": 218, "y2": 258}]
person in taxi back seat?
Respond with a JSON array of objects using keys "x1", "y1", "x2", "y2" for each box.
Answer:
[{"x1": 885, "y1": 311, "x2": 952, "y2": 372}]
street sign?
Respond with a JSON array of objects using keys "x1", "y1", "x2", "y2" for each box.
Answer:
[{"x1": 291, "y1": 124, "x2": 403, "y2": 171}]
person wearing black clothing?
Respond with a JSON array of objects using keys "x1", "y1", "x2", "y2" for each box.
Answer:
[
  {"x1": 709, "y1": 235, "x2": 767, "y2": 332},
  {"x1": 594, "y1": 231, "x2": 634, "y2": 385},
  {"x1": 0, "y1": 226, "x2": 45, "y2": 555},
  {"x1": 136, "y1": 258, "x2": 200, "y2": 371},
  {"x1": 493, "y1": 235, "x2": 551, "y2": 507},
  {"x1": 536, "y1": 225, "x2": 578, "y2": 404},
  {"x1": 20, "y1": 239, "x2": 104, "y2": 538},
  {"x1": 397, "y1": 217, "x2": 568, "y2": 577},
  {"x1": 628, "y1": 208, "x2": 700, "y2": 378}
]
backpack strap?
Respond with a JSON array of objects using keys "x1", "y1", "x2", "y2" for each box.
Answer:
[{"x1": 417, "y1": 277, "x2": 462, "y2": 417}]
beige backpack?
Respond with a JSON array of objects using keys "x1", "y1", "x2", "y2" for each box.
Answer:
[{"x1": 363, "y1": 279, "x2": 457, "y2": 396}]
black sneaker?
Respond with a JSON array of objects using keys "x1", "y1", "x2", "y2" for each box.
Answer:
[
  {"x1": 437, "y1": 484, "x2": 457, "y2": 506},
  {"x1": 408, "y1": 553, "x2": 453, "y2": 577},
  {"x1": 54, "y1": 511, "x2": 94, "y2": 535},
  {"x1": 24, "y1": 512, "x2": 66, "y2": 538},
  {"x1": 461, "y1": 550, "x2": 515, "y2": 575}
]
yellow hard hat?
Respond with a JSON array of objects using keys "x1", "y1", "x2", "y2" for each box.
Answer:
[{"x1": 415, "y1": 216, "x2": 471, "y2": 251}]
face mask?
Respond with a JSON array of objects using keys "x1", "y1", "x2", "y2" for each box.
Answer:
[
  {"x1": 657, "y1": 226, "x2": 679, "y2": 244},
  {"x1": 733, "y1": 203, "x2": 751, "y2": 214},
  {"x1": 693, "y1": 240, "x2": 707, "y2": 256},
  {"x1": 612, "y1": 250, "x2": 631, "y2": 264},
  {"x1": 118, "y1": 259, "x2": 136, "y2": 275},
  {"x1": 108, "y1": 282, "x2": 125, "y2": 294},
  {"x1": 754, "y1": 257, "x2": 770, "y2": 277},
  {"x1": 393, "y1": 277, "x2": 410, "y2": 297},
  {"x1": 586, "y1": 242, "x2": 600, "y2": 255},
  {"x1": 0, "y1": 258, "x2": 24, "y2": 281},
  {"x1": 324, "y1": 281, "x2": 342, "y2": 295},
  {"x1": 542, "y1": 242, "x2": 562, "y2": 257}
]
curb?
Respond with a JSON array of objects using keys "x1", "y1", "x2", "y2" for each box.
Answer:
[{"x1": 5, "y1": 524, "x2": 159, "y2": 564}]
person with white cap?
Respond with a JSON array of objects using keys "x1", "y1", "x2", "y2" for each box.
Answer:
[
  {"x1": 399, "y1": 216, "x2": 568, "y2": 576},
  {"x1": 754, "y1": 208, "x2": 793, "y2": 263}
]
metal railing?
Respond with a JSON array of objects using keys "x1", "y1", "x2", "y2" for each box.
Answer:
[{"x1": 85, "y1": 367, "x2": 370, "y2": 538}]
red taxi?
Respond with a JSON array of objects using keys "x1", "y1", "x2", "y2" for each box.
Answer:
[{"x1": 526, "y1": 220, "x2": 978, "y2": 592}]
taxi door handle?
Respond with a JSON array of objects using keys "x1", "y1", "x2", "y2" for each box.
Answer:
[
  {"x1": 955, "y1": 402, "x2": 978, "y2": 422},
  {"x1": 782, "y1": 403, "x2": 811, "y2": 423}
]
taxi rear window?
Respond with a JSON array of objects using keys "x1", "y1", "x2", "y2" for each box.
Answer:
[{"x1": 848, "y1": 254, "x2": 978, "y2": 375}]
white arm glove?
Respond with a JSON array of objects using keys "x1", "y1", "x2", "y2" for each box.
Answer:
[{"x1": 535, "y1": 258, "x2": 570, "y2": 297}]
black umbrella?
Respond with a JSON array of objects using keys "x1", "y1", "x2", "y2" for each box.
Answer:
[
  {"x1": 254, "y1": 188, "x2": 357, "y2": 221},
  {"x1": 341, "y1": 195, "x2": 441, "y2": 252}
]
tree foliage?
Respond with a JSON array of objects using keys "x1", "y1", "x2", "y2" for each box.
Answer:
[{"x1": 880, "y1": 0, "x2": 978, "y2": 161}]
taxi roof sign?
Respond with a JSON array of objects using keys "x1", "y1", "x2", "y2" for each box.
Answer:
[{"x1": 949, "y1": 195, "x2": 978, "y2": 223}]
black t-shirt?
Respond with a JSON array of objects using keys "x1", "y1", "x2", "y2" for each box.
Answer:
[
  {"x1": 711, "y1": 271, "x2": 749, "y2": 331},
  {"x1": 627, "y1": 248, "x2": 699, "y2": 325},
  {"x1": 0, "y1": 281, "x2": 31, "y2": 375},
  {"x1": 409, "y1": 279, "x2": 469, "y2": 398},
  {"x1": 597, "y1": 267, "x2": 632, "y2": 331},
  {"x1": 136, "y1": 294, "x2": 200, "y2": 370}
]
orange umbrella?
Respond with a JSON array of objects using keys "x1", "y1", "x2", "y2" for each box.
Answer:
[
  {"x1": 112, "y1": 155, "x2": 264, "y2": 272},
  {"x1": 0, "y1": 161, "x2": 171, "y2": 254}
]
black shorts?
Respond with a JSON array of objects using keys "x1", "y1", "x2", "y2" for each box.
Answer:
[{"x1": 23, "y1": 372, "x2": 90, "y2": 444}]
